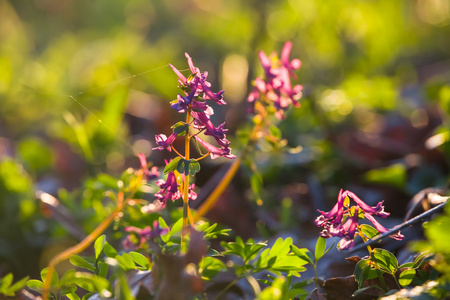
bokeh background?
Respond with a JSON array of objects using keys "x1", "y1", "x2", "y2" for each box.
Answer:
[{"x1": 1, "y1": 0, "x2": 450, "y2": 280}]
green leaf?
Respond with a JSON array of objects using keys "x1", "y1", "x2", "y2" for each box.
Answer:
[
  {"x1": 353, "y1": 285, "x2": 384, "y2": 297},
  {"x1": 172, "y1": 122, "x2": 189, "y2": 136},
  {"x1": 61, "y1": 284, "x2": 77, "y2": 296},
  {"x1": 176, "y1": 158, "x2": 191, "y2": 175},
  {"x1": 103, "y1": 241, "x2": 118, "y2": 258},
  {"x1": 62, "y1": 272, "x2": 109, "y2": 293},
  {"x1": 116, "y1": 253, "x2": 136, "y2": 270},
  {"x1": 413, "y1": 252, "x2": 433, "y2": 268},
  {"x1": 360, "y1": 224, "x2": 380, "y2": 239},
  {"x1": 250, "y1": 173, "x2": 262, "y2": 196},
  {"x1": 7, "y1": 276, "x2": 29, "y2": 295},
  {"x1": 188, "y1": 159, "x2": 200, "y2": 175},
  {"x1": 371, "y1": 249, "x2": 399, "y2": 274},
  {"x1": 66, "y1": 292, "x2": 81, "y2": 300},
  {"x1": 40, "y1": 267, "x2": 59, "y2": 288},
  {"x1": 364, "y1": 163, "x2": 406, "y2": 189},
  {"x1": 199, "y1": 257, "x2": 226, "y2": 281},
  {"x1": 269, "y1": 125, "x2": 282, "y2": 139},
  {"x1": 70, "y1": 255, "x2": 95, "y2": 272},
  {"x1": 26, "y1": 280, "x2": 44, "y2": 292},
  {"x1": 98, "y1": 262, "x2": 109, "y2": 278},
  {"x1": 0, "y1": 273, "x2": 13, "y2": 291},
  {"x1": 164, "y1": 157, "x2": 181, "y2": 174},
  {"x1": 118, "y1": 274, "x2": 133, "y2": 300},
  {"x1": 82, "y1": 293, "x2": 95, "y2": 300},
  {"x1": 94, "y1": 235, "x2": 106, "y2": 261},
  {"x1": 323, "y1": 241, "x2": 335, "y2": 257},
  {"x1": 130, "y1": 252, "x2": 150, "y2": 270},
  {"x1": 354, "y1": 259, "x2": 371, "y2": 288},
  {"x1": 399, "y1": 269, "x2": 416, "y2": 287},
  {"x1": 314, "y1": 237, "x2": 326, "y2": 261},
  {"x1": 290, "y1": 245, "x2": 314, "y2": 265}
]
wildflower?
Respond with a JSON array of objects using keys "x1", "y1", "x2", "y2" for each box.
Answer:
[
  {"x1": 193, "y1": 136, "x2": 236, "y2": 160},
  {"x1": 153, "y1": 133, "x2": 178, "y2": 152},
  {"x1": 315, "y1": 189, "x2": 404, "y2": 250},
  {"x1": 248, "y1": 41, "x2": 303, "y2": 119},
  {"x1": 155, "y1": 171, "x2": 181, "y2": 206},
  {"x1": 153, "y1": 52, "x2": 234, "y2": 161},
  {"x1": 138, "y1": 153, "x2": 160, "y2": 181},
  {"x1": 154, "y1": 167, "x2": 197, "y2": 207},
  {"x1": 170, "y1": 53, "x2": 225, "y2": 106},
  {"x1": 123, "y1": 220, "x2": 169, "y2": 249}
]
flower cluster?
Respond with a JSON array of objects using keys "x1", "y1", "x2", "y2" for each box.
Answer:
[
  {"x1": 139, "y1": 153, "x2": 160, "y2": 181},
  {"x1": 153, "y1": 53, "x2": 235, "y2": 160},
  {"x1": 122, "y1": 220, "x2": 168, "y2": 250},
  {"x1": 315, "y1": 189, "x2": 404, "y2": 250},
  {"x1": 248, "y1": 41, "x2": 303, "y2": 119},
  {"x1": 154, "y1": 163, "x2": 197, "y2": 207}
]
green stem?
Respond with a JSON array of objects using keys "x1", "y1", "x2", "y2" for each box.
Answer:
[
  {"x1": 356, "y1": 225, "x2": 372, "y2": 254},
  {"x1": 376, "y1": 269, "x2": 388, "y2": 292},
  {"x1": 314, "y1": 263, "x2": 319, "y2": 289},
  {"x1": 214, "y1": 277, "x2": 240, "y2": 300}
]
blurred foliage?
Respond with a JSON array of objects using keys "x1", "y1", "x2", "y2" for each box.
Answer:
[{"x1": 0, "y1": 0, "x2": 450, "y2": 282}]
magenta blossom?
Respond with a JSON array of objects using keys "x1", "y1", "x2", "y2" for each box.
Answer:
[
  {"x1": 155, "y1": 171, "x2": 180, "y2": 206},
  {"x1": 194, "y1": 136, "x2": 236, "y2": 160},
  {"x1": 315, "y1": 189, "x2": 404, "y2": 250},
  {"x1": 248, "y1": 41, "x2": 303, "y2": 119},
  {"x1": 154, "y1": 166, "x2": 197, "y2": 208},
  {"x1": 153, "y1": 52, "x2": 234, "y2": 161},
  {"x1": 138, "y1": 153, "x2": 160, "y2": 181},
  {"x1": 170, "y1": 53, "x2": 225, "y2": 106},
  {"x1": 123, "y1": 220, "x2": 169, "y2": 250},
  {"x1": 153, "y1": 133, "x2": 178, "y2": 152}
]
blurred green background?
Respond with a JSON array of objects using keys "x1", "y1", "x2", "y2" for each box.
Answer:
[{"x1": 0, "y1": 0, "x2": 449, "y2": 278}]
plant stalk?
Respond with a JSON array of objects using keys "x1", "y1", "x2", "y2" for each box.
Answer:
[{"x1": 181, "y1": 110, "x2": 192, "y2": 249}]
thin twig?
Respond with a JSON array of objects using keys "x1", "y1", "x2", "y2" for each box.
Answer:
[{"x1": 351, "y1": 199, "x2": 449, "y2": 252}]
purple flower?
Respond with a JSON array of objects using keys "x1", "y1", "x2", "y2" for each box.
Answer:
[
  {"x1": 194, "y1": 136, "x2": 236, "y2": 160},
  {"x1": 154, "y1": 163, "x2": 198, "y2": 207},
  {"x1": 345, "y1": 191, "x2": 390, "y2": 218},
  {"x1": 155, "y1": 171, "x2": 181, "y2": 206},
  {"x1": 248, "y1": 41, "x2": 303, "y2": 119},
  {"x1": 170, "y1": 53, "x2": 226, "y2": 106},
  {"x1": 156, "y1": 52, "x2": 233, "y2": 162},
  {"x1": 315, "y1": 189, "x2": 404, "y2": 250},
  {"x1": 190, "y1": 110, "x2": 228, "y2": 142},
  {"x1": 123, "y1": 220, "x2": 169, "y2": 249},
  {"x1": 338, "y1": 206, "x2": 360, "y2": 250},
  {"x1": 153, "y1": 132, "x2": 178, "y2": 152},
  {"x1": 315, "y1": 189, "x2": 346, "y2": 227},
  {"x1": 281, "y1": 41, "x2": 301, "y2": 77},
  {"x1": 138, "y1": 153, "x2": 160, "y2": 181},
  {"x1": 364, "y1": 213, "x2": 404, "y2": 241}
]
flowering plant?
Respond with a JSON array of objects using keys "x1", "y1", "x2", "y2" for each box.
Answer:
[
  {"x1": 315, "y1": 189, "x2": 404, "y2": 250},
  {"x1": 13, "y1": 42, "x2": 445, "y2": 300}
]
